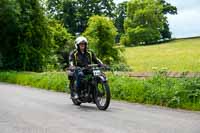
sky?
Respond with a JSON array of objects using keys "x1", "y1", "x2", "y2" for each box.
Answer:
[{"x1": 114, "y1": 0, "x2": 200, "y2": 38}]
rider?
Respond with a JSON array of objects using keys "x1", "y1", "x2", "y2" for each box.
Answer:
[{"x1": 68, "y1": 36, "x2": 104, "y2": 99}]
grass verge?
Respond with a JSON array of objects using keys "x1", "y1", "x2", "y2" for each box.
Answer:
[{"x1": 0, "y1": 71, "x2": 68, "y2": 92}]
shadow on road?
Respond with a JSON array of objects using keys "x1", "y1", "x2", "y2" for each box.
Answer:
[{"x1": 74, "y1": 104, "x2": 112, "y2": 112}]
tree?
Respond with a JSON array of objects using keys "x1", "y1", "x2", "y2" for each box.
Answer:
[
  {"x1": 48, "y1": 19, "x2": 73, "y2": 69},
  {"x1": 0, "y1": 0, "x2": 73, "y2": 71},
  {"x1": 114, "y1": 1, "x2": 127, "y2": 42},
  {"x1": 0, "y1": 0, "x2": 20, "y2": 69},
  {"x1": 159, "y1": 0, "x2": 177, "y2": 39},
  {"x1": 160, "y1": 0, "x2": 177, "y2": 15},
  {"x1": 47, "y1": 0, "x2": 116, "y2": 34},
  {"x1": 62, "y1": 0, "x2": 77, "y2": 34},
  {"x1": 84, "y1": 16, "x2": 121, "y2": 64},
  {"x1": 77, "y1": 0, "x2": 116, "y2": 33},
  {"x1": 122, "y1": 0, "x2": 164, "y2": 46},
  {"x1": 15, "y1": 0, "x2": 55, "y2": 71},
  {"x1": 100, "y1": 0, "x2": 116, "y2": 18},
  {"x1": 47, "y1": 0, "x2": 64, "y2": 20}
]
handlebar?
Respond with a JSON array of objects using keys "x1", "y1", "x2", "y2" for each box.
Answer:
[
  {"x1": 87, "y1": 64, "x2": 110, "y2": 70},
  {"x1": 67, "y1": 64, "x2": 110, "y2": 71},
  {"x1": 87, "y1": 64, "x2": 99, "y2": 67}
]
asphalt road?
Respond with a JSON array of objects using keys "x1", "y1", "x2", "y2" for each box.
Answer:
[{"x1": 0, "y1": 82, "x2": 200, "y2": 133}]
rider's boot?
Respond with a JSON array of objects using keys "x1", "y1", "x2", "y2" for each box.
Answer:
[
  {"x1": 72, "y1": 86, "x2": 80, "y2": 99},
  {"x1": 73, "y1": 93, "x2": 79, "y2": 99}
]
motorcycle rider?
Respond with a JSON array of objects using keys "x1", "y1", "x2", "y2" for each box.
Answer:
[{"x1": 68, "y1": 36, "x2": 104, "y2": 99}]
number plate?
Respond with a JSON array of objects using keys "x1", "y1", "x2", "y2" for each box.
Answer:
[{"x1": 93, "y1": 70, "x2": 101, "y2": 76}]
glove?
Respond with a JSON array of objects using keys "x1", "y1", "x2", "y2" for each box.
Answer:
[{"x1": 98, "y1": 64, "x2": 106, "y2": 68}]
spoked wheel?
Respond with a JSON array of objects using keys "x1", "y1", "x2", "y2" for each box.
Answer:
[
  {"x1": 69, "y1": 80, "x2": 81, "y2": 106},
  {"x1": 95, "y1": 81, "x2": 111, "y2": 110}
]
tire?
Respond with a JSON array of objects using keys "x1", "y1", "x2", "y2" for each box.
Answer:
[
  {"x1": 95, "y1": 81, "x2": 111, "y2": 110},
  {"x1": 69, "y1": 80, "x2": 81, "y2": 106}
]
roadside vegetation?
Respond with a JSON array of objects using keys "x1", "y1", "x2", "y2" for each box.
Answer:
[
  {"x1": 0, "y1": 71, "x2": 68, "y2": 92},
  {"x1": 0, "y1": 71, "x2": 199, "y2": 111}
]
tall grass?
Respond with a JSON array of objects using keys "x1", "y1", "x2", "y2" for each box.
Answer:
[
  {"x1": 0, "y1": 71, "x2": 68, "y2": 92},
  {"x1": 0, "y1": 71, "x2": 199, "y2": 110},
  {"x1": 124, "y1": 38, "x2": 200, "y2": 72},
  {"x1": 109, "y1": 73, "x2": 200, "y2": 110}
]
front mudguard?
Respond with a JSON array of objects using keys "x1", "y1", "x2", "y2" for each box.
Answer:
[{"x1": 96, "y1": 75, "x2": 107, "y2": 82}]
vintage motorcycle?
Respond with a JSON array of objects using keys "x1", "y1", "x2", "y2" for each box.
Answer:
[{"x1": 68, "y1": 64, "x2": 111, "y2": 110}]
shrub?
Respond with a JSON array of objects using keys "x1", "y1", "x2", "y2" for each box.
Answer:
[{"x1": 84, "y1": 15, "x2": 122, "y2": 64}]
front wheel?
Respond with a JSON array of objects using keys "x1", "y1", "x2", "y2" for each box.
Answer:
[{"x1": 95, "y1": 81, "x2": 111, "y2": 110}]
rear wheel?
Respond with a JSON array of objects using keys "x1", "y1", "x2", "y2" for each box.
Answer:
[
  {"x1": 69, "y1": 80, "x2": 81, "y2": 106},
  {"x1": 95, "y1": 81, "x2": 111, "y2": 110}
]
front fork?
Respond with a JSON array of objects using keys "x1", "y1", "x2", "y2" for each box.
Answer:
[{"x1": 93, "y1": 75, "x2": 107, "y2": 100}]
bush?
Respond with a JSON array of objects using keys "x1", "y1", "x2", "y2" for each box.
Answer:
[
  {"x1": 84, "y1": 15, "x2": 122, "y2": 64},
  {"x1": 122, "y1": 0, "x2": 164, "y2": 46}
]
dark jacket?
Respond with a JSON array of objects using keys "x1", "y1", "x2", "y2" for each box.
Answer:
[{"x1": 69, "y1": 49, "x2": 102, "y2": 67}]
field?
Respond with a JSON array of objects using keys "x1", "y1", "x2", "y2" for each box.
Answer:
[{"x1": 124, "y1": 37, "x2": 200, "y2": 72}]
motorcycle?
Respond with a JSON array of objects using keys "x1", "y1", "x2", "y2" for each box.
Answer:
[{"x1": 68, "y1": 64, "x2": 111, "y2": 110}]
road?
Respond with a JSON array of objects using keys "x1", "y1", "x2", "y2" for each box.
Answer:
[{"x1": 0, "y1": 83, "x2": 200, "y2": 133}]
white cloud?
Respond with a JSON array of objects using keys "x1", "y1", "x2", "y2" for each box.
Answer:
[
  {"x1": 167, "y1": 9, "x2": 200, "y2": 38},
  {"x1": 166, "y1": 0, "x2": 200, "y2": 38},
  {"x1": 166, "y1": 0, "x2": 200, "y2": 11}
]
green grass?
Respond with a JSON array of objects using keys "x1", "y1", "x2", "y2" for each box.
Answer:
[
  {"x1": 109, "y1": 73, "x2": 200, "y2": 111},
  {"x1": 0, "y1": 71, "x2": 68, "y2": 92},
  {"x1": 124, "y1": 37, "x2": 200, "y2": 72},
  {"x1": 0, "y1": 71, "x2": 200, "y2": 111}
]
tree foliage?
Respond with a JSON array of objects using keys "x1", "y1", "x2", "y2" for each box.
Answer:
[
  {"x1": 0, "y1": 0, "x2": 20, "y2": 69},
  {"x1": 122, "y1": 0, "x2": 164, "y2": 46},
  {"x1": 114, "y1": 1, "x2": 127, "y2": 43},
  {"x1": 160, "y1": 0, "x2": 177, "y2": 15},
  {"x1": 116, "y1": 0, "x2": 177, "y2": 45},
  {"x1": 48, "y1": 19, "x2": 74, "y2": 69},
  {"x1": 47, "y1": 0, "x2": 116, "y2": 34},
  {"x1": 159, "y1": 0, "x2": 177, "y2": 39},
  {"x1": 16, "y1": 0, "x2": 54, "y2": 71},
  {"x1": 84, "y1": 16, "x2": 121, "y2": 64},
  {"x1": 47, "y1": 0, "x2": 64, "y2": 19},
  {"x1": 0, "y1": 0, "x2": 72, "y2": 71}
]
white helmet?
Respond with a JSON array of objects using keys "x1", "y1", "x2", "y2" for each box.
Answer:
[{"x1": 74, "y1": 36, "x2": 88, "y2": 49}]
